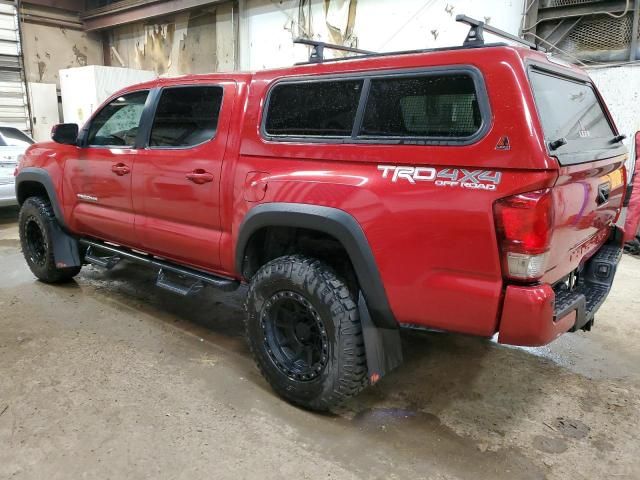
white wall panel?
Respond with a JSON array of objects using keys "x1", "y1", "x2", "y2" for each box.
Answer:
[
  {"x1": 588, "y1": 65, "x2": 640, "y2": 175},
  {"x1": 59, "y1": 66, "x2": 156, "y2": 127},
  {"x1": 241, "y1": 0, "x2": 525, "y2": 70}
]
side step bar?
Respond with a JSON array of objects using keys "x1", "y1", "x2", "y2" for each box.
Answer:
[
  {"x1": 79, "y1": 239, "x2": 239, "y2": 294},
  {"x1": 85, "y1": 246, "x2": 121, "y2": 269}
]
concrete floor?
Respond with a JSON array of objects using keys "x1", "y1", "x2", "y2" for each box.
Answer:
[{"x1": 1, "y1": 206, "x2": 639, "y2": 480}]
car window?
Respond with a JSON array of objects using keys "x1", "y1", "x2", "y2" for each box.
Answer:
[
  {"x1": 149, "y1": 86, "x2": 223, "y2": 148},
  {"x1": 529, "y1": 70, "x2": 614, "y2": 151},
  {"x1": 265, "y1": 80, "x2": 363, "y2": 137},
  {"x1": 0, "y1": 127, "x2": 34, "y2": 148},
  {"x1": 87, "y1": 91, "x2": 149, "y2": 147},
  {"x1": 360, "y1": 74, "x2": 481, "y2": 138}
]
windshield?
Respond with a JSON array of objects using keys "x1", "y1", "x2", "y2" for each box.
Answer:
[
  {"x1": 530, "y1": 69, "x2": 617, "y2": 163},
  {"x1": 0, "y1": 127, "x2": 34, "y2": 148}
]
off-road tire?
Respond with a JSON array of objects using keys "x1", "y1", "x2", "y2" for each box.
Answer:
[
  {"x1": 18, "y1": 196, "x2": 81, "y2": 283},
  {"x1": 245, "y1": 255, "x2": 368, "y2": 411}
]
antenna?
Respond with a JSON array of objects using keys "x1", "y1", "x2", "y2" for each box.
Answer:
[
  {"x1": 456, "y1": 15, "x2": 544, "y2": 51},
  {"x1": 293, "y1": 38, "x2": 377, "y2": 63}
]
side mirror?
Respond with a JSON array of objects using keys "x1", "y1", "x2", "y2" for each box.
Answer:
[{"x1": 51, "y1": 123, "x2": 79, "y2": 145}]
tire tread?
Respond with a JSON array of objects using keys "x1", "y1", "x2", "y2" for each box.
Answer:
[{"x1": 244, "y1": 255, "x2": 368, "y2": 411}]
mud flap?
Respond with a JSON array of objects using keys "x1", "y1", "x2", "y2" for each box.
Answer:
[
  {"x1": 50, "y1": 221, "x2": 82, "y2": 268},
  {"x1": 358, "y1": 292, "x2": 403, "y2": 384}
]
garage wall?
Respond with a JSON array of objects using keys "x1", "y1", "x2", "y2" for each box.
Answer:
[
  {"x1": 19, "y1": 4, "x2": 103, "y2": 87},
  {"x1": 105, "y1": 1, "x2": 237, "y2": 76},
  {"x1": 240, "y1": 0, "x2": 525, "y2": 70},
  {"x1": 588, "y1": 65, "x2": 640, "y2": 174}
]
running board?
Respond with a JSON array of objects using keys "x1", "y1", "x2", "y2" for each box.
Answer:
[
  {"x1": 84, "y1": 246, "x2": 121, "y2": 269},
  {"x1": 156, "y1": 269, "x2": 205, "y2": 296},
  {"x1": 79, "y1": 239, "x2": 239, "y2": 293}
]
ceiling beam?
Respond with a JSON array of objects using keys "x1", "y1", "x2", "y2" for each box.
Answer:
[
  {"x1": 21, "y1": 0, "x2": 84, "y2": 12},
  {"x1": 81, "y1": 0, "x2": 225, "y2": 31}
]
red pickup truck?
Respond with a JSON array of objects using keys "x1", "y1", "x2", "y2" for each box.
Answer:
[{"x1": 15, "y1": 18, "x2": 627, "y2": 410}]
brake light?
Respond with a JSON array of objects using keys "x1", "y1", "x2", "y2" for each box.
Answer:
[{"x1": 494, "y1": 189, "x2": 554, "y2": 281}]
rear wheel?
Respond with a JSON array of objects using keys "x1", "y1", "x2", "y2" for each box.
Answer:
[
  {"x1": 18, "y1": 196, "x2": 81, "y2": 283},
  {"x1": 245, "y1": 255, "x2": 368, "y2": 411}
]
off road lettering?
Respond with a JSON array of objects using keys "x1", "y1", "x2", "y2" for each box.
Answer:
[{"x1": 379, "y1": 165, "x2": 501, "y2": 190}]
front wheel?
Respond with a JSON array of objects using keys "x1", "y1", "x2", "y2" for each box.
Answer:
[
  {"x1": 245, "y1": 255, "x2": 368, "y2": 411},
  {"x1": 18, "y1": 196, "x2": 81, "y2": 283}
]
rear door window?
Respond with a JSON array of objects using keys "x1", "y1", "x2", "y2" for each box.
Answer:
[
  {"x1": 360, "y1": 74, "x2": 482, "y2": 139},
  {"x1": 264, "y1": 80, "x2": 363, "y2": 137},
  {"x1": 149, "y1": 86, "x2": 223, "y2": 148},
  {"x1": 529, "y1": 69, "x2": 616, "y2": 161}
]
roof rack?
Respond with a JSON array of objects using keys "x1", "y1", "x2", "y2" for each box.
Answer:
[
  {"x1": 292, "y1": 15, "x2": 542, "y2": 65},
  {"x1": 456, "y1": 14, "x2": 544, "y2": 51},
  {"x1": 293, "y1": 38, "x2": 377, "y2": 63}
]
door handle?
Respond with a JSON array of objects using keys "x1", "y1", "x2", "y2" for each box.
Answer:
[
  {"x1": 111, "y1": 163, "x2": 130, "y2": 176},
  {"x1": 186, "y1": 169, "x2": 214, "y2": 184}
]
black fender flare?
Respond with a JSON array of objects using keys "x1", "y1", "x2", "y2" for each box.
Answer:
[
  {"x1": 236, "y1": 203, "x2": 398, "y2": 330},
  {"x1": 15, "y1": 167, "x2": 68, "y2": 229},
  {"x1": 15, "y1": 167, "x2": 81, "y2": 267}
]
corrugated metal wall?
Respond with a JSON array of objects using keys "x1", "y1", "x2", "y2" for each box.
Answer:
[{"x1": 0, "y1": 1, "x2": 29, "y2": 131}]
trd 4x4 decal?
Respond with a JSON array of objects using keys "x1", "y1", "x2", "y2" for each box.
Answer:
[{"x1": 377, "y1": 165, "x2": 502, "y2": 191}]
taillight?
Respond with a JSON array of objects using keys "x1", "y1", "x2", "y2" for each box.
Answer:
[{"x1": 494, "y1": 189, "x2": 554, "y2": 281}]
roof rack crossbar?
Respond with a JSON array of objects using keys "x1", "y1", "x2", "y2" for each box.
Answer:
[
  {"x1": 456, "y1": 14, "x2": 544, "y2": 51},
  {"x1": 294, "y1": 38, "x2": 377, "y2": 63}
]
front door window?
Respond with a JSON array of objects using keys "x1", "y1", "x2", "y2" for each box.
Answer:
[{"x1": 87, "y1": 91, "x2": 149, "y2": 147}]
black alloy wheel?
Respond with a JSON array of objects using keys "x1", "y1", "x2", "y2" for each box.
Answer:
[{"x1": 261, "y1": 290, "x2": 329, "y2": 382}]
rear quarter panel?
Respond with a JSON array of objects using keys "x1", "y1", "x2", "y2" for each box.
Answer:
[{"x1": 225, "y1": 47, "x2": 558, "y2": 335}]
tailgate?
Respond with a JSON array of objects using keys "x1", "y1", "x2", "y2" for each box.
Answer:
[
  {"x1": 546, "y1": 157, "x2": 625, "y2": 283},
  {"x1": 529, "y1": 68, "x2": 627, "y2": 284}
]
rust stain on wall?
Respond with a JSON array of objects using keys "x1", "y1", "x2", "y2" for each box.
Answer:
[
  {"x1": 178, "y1": 10, "x2": 218, "y2": 74},
  {"x1": 37, "y1": 59, "x2": 46, "y2": 82},
  {"x1": 108, "y1": 6, "x2": 227, "y2": 76},
  {"x1": 324, "y1": 0, "x2": 358, "y2": 49},
  {"x1": 72, "y1": 45, "x2": 88, "y2": 66},
  {"x1": 21, "y1": 12, "x2": 102, "y2": 86},
  {"x1": 133, "y1": 24, "x2": 175, "y2": 75}
]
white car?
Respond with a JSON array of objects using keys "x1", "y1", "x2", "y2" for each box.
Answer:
[{"x1": 0, "y1": 126, "x2": 34, "y2": 207}]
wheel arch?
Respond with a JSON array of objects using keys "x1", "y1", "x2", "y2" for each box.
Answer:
[
  {"x1": 236, "y1": 203, "x2": 397, "y2": 329},
  {"x1": 15, "y1": 167, "x2": 67, "y2": 229}
]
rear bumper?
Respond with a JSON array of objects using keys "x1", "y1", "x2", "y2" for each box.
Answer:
[{"x1": 497, "y1": 243, "x2": 622, "y2": 347}]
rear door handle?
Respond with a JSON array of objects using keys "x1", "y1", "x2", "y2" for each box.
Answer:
[
  {"x1": 186, "y1": 169, "x2": 214, "y2": 184},
  {"x1": 111, "y1": 163, "x2": 130, "y2": 176}
]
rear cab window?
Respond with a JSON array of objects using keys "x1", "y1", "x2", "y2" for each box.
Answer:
[
  {"x1": 264, "y1": 80, "x2": 363, "y2": 137},
  {"x1": 529, "y1": 68, "x2": 620, "y2": 164},
  {"x1": 360, "y1": 74, "x2": 481, "y2": 139},
  {"x1": 262, "y1": 68, "x2": 489, "y2": 145}
]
